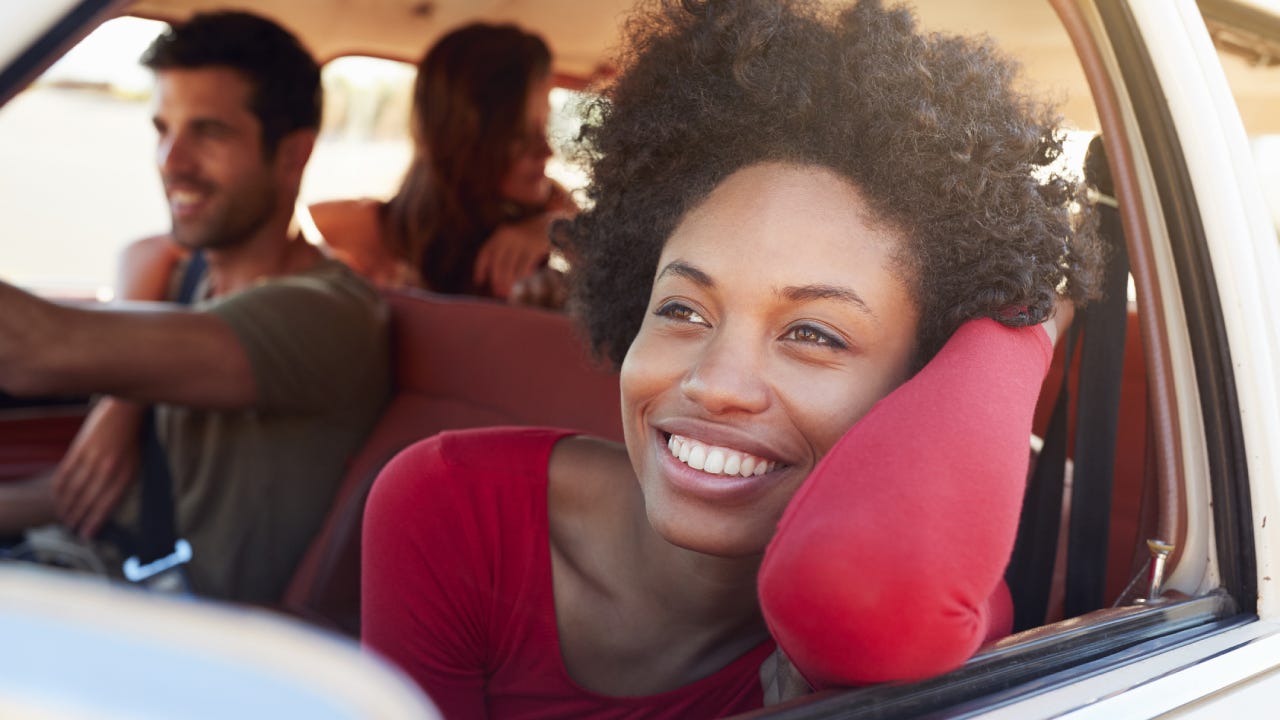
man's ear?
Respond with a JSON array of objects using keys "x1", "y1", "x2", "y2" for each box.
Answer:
[{"x1": 274, "y1": 128, "x2": 317, "y2": 183}]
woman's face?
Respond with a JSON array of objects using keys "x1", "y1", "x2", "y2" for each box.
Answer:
[
  {"x1": 498, "y1": 74, "x2": 553, "y2": 207},
  {"x1": 620, "y1": 162, "x2": 920, "y2": 558}
]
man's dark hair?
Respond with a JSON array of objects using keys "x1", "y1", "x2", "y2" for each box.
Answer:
[
  {"x1": 141, "y1": 11, "x2": 322, "y2": 157},
  {"x1": 563, "y1": 0, "x2": 1105, "y2": 370}
]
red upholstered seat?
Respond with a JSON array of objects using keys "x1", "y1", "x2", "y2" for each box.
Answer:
[{"x1": 281, "y1": 289, "x2": 622, "y2": 635}]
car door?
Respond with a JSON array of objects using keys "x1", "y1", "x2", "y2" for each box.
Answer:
[{"x1": 735, "y1": 0, "x2": 1280, "y2": 717}]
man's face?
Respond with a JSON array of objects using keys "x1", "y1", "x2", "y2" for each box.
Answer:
[{"x1": 151, "y1": 67, "x2": 279, "y2": 250}]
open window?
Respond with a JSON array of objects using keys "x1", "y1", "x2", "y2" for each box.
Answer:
[{"x1": 737, "y1": 0, "x2": 1279, "y2": 716}]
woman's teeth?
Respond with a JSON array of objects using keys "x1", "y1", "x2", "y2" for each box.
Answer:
[{"x1": 667, "y1": 434, "x2": 778, "y2": 477}]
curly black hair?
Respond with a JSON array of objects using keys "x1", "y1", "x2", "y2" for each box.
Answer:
[{"x1": 561, "y1": 0, "x2": 1103, "y2": 369}]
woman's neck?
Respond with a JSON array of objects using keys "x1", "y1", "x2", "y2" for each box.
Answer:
[
  {"x1": 549, "y1": 436, "x2": 771, "y2": 696},
  {"x1": 631, "y1": 512, "x2": 766, "y2": 633}
]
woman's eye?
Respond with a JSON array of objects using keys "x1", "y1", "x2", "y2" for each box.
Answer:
[
  {"x1": 655, "y1": 301, "x2": 709, "y2": 326},
  {"x1": 784, "y1": 324, "x2": 847, "y2": 349}
]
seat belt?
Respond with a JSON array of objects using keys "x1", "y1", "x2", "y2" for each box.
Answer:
[
  {"x1": 1006, "y1": 135, "x2": 1129, "y2": 628},
  {"x1": 121, "y1": 250, "x2": 206, "y2": 590},
  {"x1": 1062, "y1": 161, "x2": 1130, "y2": 617},
  {"x1": 1007, "y1": 324, "x2": 1079, "y2": 632}
]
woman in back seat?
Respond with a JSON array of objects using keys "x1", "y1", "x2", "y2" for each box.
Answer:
[
  {"x1": 312, "y1": 22, "x2": 576, "y2": 301},
  {"x1": 361, "y1": 0, "x2": 1104, "y2": 716}
]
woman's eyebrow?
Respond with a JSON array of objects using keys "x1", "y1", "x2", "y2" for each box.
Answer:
[
  {"x1": 781, "y1": 284, "x2": 874, "y2": 317},
  {"x1": 656, "y1": 260, "x2": 714, "y2": 288}
]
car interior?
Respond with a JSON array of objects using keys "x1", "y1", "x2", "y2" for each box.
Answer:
[{"x1": 0, "y1": 0, "x2": 1277, "y2": 716}]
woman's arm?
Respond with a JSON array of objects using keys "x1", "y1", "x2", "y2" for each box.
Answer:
[
  {"x1": 362, "y1": 436, "x2": 490, "y2": 719},
  {"x1": 758, "y1": 318, "x2": 1054, "y2": 688},
  {"x1": 474, "y1": 182, "x2": 579, "y2": 301},
  {"x1": 116, "y1": 234, "x2": 186, "y2": 302}
]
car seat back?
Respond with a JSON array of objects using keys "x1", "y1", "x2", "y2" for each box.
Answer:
[{"x1": 282, "y1": 290, "x2": 622, "y2": 635}]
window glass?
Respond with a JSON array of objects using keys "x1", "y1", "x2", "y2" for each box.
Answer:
[
  {"x1": 301, "y1": 55, "x2": 414, "y2": 204},
  {"x1": 304, "y1": 56, "x2": 592, "y2": 203},
  {"x1": 0, "y1": 17, "x2": 167, "y2": 298}
]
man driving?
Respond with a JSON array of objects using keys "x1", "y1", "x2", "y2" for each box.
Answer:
[{"x1": 0, "y1": 11, "x2": 389, "y2": 604}]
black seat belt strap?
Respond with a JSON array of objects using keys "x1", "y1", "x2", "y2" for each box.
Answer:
[
  {"x1": 1062, "y1": 186, "x2": 1130, "y2": 617},
  {"x1": 1007, "y1": 323, "x2": 1079, "y2": 631},
  {"x1": 125, "y1": 250, "x2": 205, "y2": 584}
]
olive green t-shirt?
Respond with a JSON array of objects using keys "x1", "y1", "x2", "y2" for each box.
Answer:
[{"x1": 122, "y1": 258, "x2": 390, "y2": 604}]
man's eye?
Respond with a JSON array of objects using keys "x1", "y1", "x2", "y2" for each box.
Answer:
[
  {"x1": 783, "y1": 324, "x2": 847, "y2": 349},
  {"x1": 655, "y1": 301, "x2": 709, "y2": 326}
]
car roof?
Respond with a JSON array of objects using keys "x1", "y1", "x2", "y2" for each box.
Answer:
[{"x1": 121, "y1": 0, "x2": 1280, "y2": 133}]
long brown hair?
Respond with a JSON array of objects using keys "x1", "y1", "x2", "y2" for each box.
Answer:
[{"x1": 383, "y1": 23, "x2": 552, "y2": 294}]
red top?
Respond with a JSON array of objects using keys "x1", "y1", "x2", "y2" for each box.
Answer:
[
  {"x1": 362, "y1": 318, "x2": 1052, "y2": 717},
  {"x1": 362, "y1": 426, "x2": 774, "y2": 719}
]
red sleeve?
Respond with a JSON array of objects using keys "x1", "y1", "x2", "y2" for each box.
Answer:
[
  {"x1": 758, "y1": 318, "x2": 1052, "y2": 688},
  {"x1": 361, "y1": 435, "x2": 490, "y2": 720}
]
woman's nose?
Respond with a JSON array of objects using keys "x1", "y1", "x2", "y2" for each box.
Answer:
[{"x1": 680, "y1": 331, "x2": 770, "y2": 415}]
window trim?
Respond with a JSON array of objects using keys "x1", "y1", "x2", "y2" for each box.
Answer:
[
  {"x1": 740, "y1": 595, "x2": 1241, "y2": 719},
  {"x1": 1097, "y1": 0, "x2": 1255, "y2": 610},
  {"x1": 0, "y1": 0, "x2": 121, "y2": 107}
]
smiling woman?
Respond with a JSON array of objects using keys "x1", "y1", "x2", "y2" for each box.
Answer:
[
  {"x1": 359, "y1": 0, "x2": 1103, "y2": 715},
  {"x1": 620, "y1": 163, "x2": 919, "y2": 558}
]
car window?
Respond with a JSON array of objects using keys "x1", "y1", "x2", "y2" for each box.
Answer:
[
  {"x1": 301, "y1": 55, "x2": 415, "y2": 205},
  {"x1": 305, "y1": 54, "x2": 589, "y2": 205},
  {"x1": 0, "y1": 16, "x2": 167, "y2": 298}
]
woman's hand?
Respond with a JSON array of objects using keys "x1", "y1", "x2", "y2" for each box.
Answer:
[
  {"x1": 474, "y1": 213, "x2": 555, "y2": 299},
  {"x1": 52, "y1": 397, "x2": 144, "y2": 539},
  {"x1": 508, "y1": 266, "x2": 568, "y2": 309},
  {"x1": 760, "y1": 648, "x2": 812, "y2": 706}
]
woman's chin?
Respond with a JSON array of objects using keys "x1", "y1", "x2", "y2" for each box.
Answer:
[
  {"x1": 643, "y1": 501, "x2": 773, "y2": 559},
  {"x1": 501, "y1": 177, "x2": 551, "y2": 208}
]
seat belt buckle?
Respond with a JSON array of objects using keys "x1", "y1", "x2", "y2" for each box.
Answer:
[{"x1": 123, "y1": 538, "x2": 193, "y2": 593}]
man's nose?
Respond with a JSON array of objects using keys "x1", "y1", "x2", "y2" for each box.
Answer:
[
  {"x1": 157, "y1": 131, "x2": 195, "y2": 176},
  {"x1": 680, "y1": 329, "x2": 770, "y2": 416}
]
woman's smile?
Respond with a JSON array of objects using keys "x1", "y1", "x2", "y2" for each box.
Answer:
[
  {"x1": 666, "y1": 433, "x2": 782, "y2": 477},
  {"x1": 646, "y1": 424, "x2": 795, "y2": 508}
]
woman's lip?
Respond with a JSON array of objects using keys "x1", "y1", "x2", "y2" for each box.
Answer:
[
  {"x1": 654, "y1": 421, "x2": 788, "y2": 466},
  {"x1": 653, "y1": 429, "x2": 785, "y2": 506}
]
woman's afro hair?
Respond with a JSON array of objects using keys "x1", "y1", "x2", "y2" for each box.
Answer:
[{"x1": 561, "y1": 0, "x2": 1104, "y2": 369}]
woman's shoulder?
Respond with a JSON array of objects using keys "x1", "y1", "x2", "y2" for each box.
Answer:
[
  {"x1": 308, "y1": 199, "x2": 383, "y2": 248},
  {"x1": 309, "y1": 197, "x2": 382, "y2": 220},
  {"x1": 390, "y1": 426, "x2": 576, "y2": 478},
  {"x1": 307, "y1": 198, "x2": 425, "y2": 288},
  {"x1": 367, "y1": 427, "x2": 580, "y2": 531}
]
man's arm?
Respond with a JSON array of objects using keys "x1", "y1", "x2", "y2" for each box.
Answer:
[
  {"x1": 49, "y1": 235, "x2": 189, "y2": 538},
  {"x1": 0, "y1": 280, "x2": 255, "y2": 409}
]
